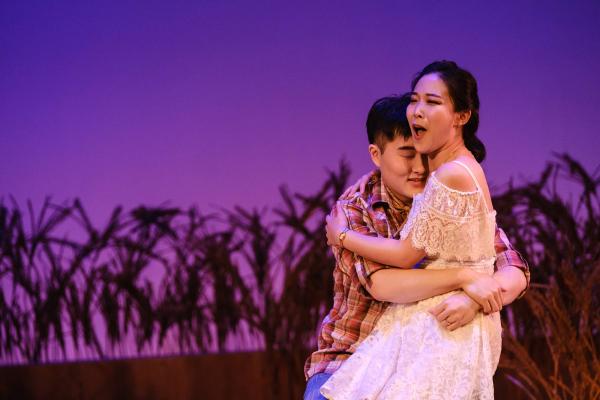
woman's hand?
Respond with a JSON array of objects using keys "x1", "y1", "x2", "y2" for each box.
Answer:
[
  {"x1": 340, "y1": 171, "x2": 373, "y2": 199},
  {"x1": 325, "y1": 203, "x2": 349, "y2": 246},
  {"x1": 429, "y1": 292, "x2": 480, "y2": 331},
  {"x1": 460, "y1": 270, "x2": 503, "y2": 314}
]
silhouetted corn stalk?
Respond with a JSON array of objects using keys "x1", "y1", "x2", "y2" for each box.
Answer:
[
  {"x1": 1, "y1": 155, "x2": 597, "y2": 400},
  {"x1": 494, "y1": 154, "x2": 600, "y2": 399},
  {"x1": 0, "y1": 198, "x2": 86, "y2": 363},
  {"x1": 0, "y1": 200, "x2": 220, "y2": 361},
  {"x1": 153, "y1": 208, "x2": 215, "y2": 354},
  {"x1": 200, "y1": 160, "x2": 349, "y2": 399}
]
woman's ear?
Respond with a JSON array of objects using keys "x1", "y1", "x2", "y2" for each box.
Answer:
[{"x1": 455, "y1": 110, "x2": 471, "y2": 127}]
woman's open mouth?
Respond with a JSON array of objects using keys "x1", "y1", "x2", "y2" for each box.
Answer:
[{"x1": 412, "y1": 124, "x2": 427, "y2": 139}]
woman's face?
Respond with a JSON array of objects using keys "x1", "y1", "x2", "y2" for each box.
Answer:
[{"x1": 407, "y1": 73, "x2": 460, "y2": 156}]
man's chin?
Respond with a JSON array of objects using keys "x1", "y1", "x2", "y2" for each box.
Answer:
[
  {"x1": 407, "y1": 181, "x2": 426, "y2": 194},
  {"x1": 392, "y1": 186, "x2": 424, "y2": 202}
]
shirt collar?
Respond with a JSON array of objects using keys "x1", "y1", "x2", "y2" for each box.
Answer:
[{"x1": 370, "y1": 173, "x2": 412, "y2": 212}]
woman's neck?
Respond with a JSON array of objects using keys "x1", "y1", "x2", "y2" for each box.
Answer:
[{"x1": 428, "y1": 138, "x2": 472, "y2": 171}]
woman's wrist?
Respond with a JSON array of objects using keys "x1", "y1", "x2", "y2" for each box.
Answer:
[
  {"x1": 338, "y1": 227, "x2": 350, "y2": 247},
  {"x1": 458, "y1": 268, "x2": 476, "y2": 287}
]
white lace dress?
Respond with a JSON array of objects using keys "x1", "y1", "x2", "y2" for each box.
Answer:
[{"x1": 320, "y1": 161, "x2": 502, "y2": 400}]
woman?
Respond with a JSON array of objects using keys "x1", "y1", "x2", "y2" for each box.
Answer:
[{"x1": 320, "y1": 61, "x2": 502, "y2": 399}]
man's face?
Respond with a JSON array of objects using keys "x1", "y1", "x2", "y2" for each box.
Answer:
[{"x1": 369, "y1": 135, "x2": 428, "y2": 202}]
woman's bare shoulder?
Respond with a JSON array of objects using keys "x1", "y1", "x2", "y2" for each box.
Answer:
[{"x1": 434, "y1": 157, "x2": 481, "y2": 192}]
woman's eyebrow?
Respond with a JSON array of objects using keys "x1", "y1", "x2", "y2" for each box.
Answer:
[
  {"x1": 425, "y1": 93, "x2": 442, "y2": 99},
  {"x1": 397, "y1": 146, "x2": 416, "y2": 151}
]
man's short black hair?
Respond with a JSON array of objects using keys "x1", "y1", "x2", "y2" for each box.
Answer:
[{"x1": 366, "y1": 93, "x2": 412, "y2": 152}]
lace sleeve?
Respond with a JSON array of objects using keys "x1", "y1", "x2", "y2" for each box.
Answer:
[{"x1": 399, "y1": 177, "x2": 496, "y2": 261}]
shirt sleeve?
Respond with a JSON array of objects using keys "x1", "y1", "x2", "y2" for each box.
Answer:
[
  {"x1": 494, "y1": 226, "x2": 530, "y2": 298},
  {"x1": 337, "y1": 199, "x2": 390, "y2": 294}
]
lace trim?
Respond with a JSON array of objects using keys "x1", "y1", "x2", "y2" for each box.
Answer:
[{"x1": 400, "y1": 175, "x2": 496, "y2": 262}]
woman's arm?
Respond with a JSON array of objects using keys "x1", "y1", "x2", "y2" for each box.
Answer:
[
  {"x1": 327, "y1": 201, "x2": 503, "y2": 312},
  {"x1": 326, "y1": 203, "x2": 424, "y2": 269},
  {"x1": 342, "y1": 229, "x2": 424, "y2": 269}
]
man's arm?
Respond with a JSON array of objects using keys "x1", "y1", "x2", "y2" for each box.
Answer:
[
  {"x1": 430, "y1": 227, "x2": 530, "y2": 331},
  {"x1": 367, "y1": 267, "x2": 499, "y2": 307},
  {"x1": 493, "y1": 227, "x2": 530, "y2": 305}
]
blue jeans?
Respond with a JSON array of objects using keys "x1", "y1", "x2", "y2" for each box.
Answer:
[{"x1": 303, "y1": 373, "x2": 332, "y2": 400}]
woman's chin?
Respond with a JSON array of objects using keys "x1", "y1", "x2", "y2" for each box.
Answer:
[{"x1": 413, "y1": 142, "x2": 430, "y2": 155}]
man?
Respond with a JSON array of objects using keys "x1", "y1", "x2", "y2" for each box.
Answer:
[{"x1": 303, "y1": 94, "x2": 529, "y2": 399}]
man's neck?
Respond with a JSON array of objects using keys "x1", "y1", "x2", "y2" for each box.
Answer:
[{"x1": 383, "y1": 183, "x2": 412, "y2": 210}]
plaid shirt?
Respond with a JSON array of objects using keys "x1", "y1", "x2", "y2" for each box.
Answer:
[{"x1": 304, "y1": 170, "x2": 530, "y2": 380}]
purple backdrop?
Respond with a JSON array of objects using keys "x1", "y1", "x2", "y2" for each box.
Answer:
[{"x1": 2, "y1": 1, "x2": 599, "y2": 224}]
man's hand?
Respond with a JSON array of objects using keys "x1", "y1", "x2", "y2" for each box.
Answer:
[
  {"x1": 429, "y1": 292, "x2": 480, "y2": 331},
  {"x1": 340, "y1": 171, "x2": 374, "y2": 199},
  {"x1": 460, "y1": 270, "x2": 503, "y2": 314}
]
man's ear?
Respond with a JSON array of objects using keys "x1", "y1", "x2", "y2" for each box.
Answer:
[
  {"x1": 368, "y1": 144, "x2": 382, "y2": 168},
  {"x1": 455, "y1": 110, "x2": 471, "y2": 127}
]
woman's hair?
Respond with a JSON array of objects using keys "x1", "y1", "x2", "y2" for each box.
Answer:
[{"x1": 411, "y1": 60, "x2": 486, "y2": 162}]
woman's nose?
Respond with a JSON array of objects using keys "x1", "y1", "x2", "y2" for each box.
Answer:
[
  {"x1": 413, "y1": 103, "x2": 424, "y2": 118},
  {"x1": 413, "y1": 154, "x2": 428, "y2": 175}
]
